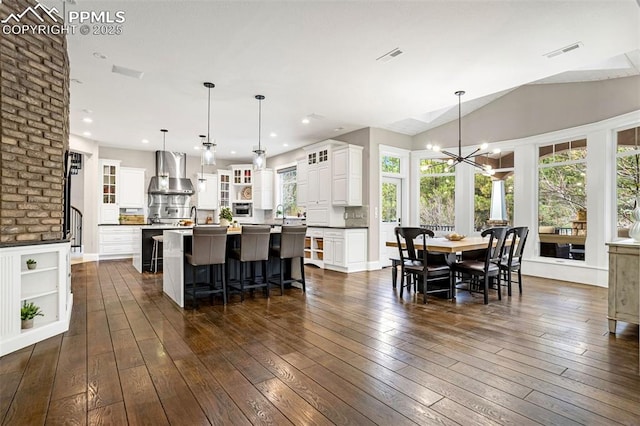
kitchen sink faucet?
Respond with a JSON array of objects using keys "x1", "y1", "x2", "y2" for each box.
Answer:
[{"x1": 190, "y1": 206, "x2": 198, "y2": 225}]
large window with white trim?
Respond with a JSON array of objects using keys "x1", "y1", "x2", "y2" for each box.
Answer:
[
  {"x1": 419, "y1": 159, "x2": 455, "y2": 230},
  {"x1": 538, "y1": 139, "x2": 587, "y2": 260},
  {"x1": 474, "y1": 151, "x2": 514, "y2": 231},
  {"x1": 616, "y1": 126, "x2": 640, "y2": 236}
]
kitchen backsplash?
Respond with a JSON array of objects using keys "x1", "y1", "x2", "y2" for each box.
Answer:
[{"x1": 345, "y1": 205, "x2": 368, "y2": 227}]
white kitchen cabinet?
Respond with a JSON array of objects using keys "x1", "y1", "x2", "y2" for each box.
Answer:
[
  {"x1": 253, "y1": 169, "x2": 273, "y2": 210},
  {"x1": 0, "y1": 242, "x2": 72, "y2": 356},
  {"x1": 304, "y1": 142, "x2": 345, "y2": 226},
  {"x1": 218, "y1": 169, "x2": 231, "y2": 208},
  {"x1": 196, "y1": 172, "x2": 219, "y2": 210},
  {"x1": 99, "y1": 159, "x2": 120, "y2": 224},
  {"x1": 304, "y1": 227, "x2": 367, "y2": 272},
  {"x1": 119, "y1": 167, "x2": 146, "y2": 208},
  {"x1": 332, "y1": 145, "x2": 363, "y2": 206},
  {"x1": 230, "y1": 165, "x2": 253, "y2": 203},
  {"x1": 99, "y1": 225, "x2": 140, "y2": 259},
  {"x1": 296, "y1": 159, "x2": 308, "y2": 207}
]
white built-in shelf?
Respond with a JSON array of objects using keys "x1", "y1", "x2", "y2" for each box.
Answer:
[
  {"x1": 20, "y1": 289, "x2": 58, "y2": 302},
  {"x1": 20, "y1": 266, "x2": 58, "y2": 275}
]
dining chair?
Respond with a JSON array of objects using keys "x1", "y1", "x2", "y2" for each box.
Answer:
[
  {"x1": 184, "y1": 226, "x2": 228, "y2": 308},
  {"x1": 228, "y1": 225, "x2": 272, "y2": 301},
  {"x1": 269, "y1": 225, "x2": 307, "y2": 294},
  {"x1": 394, "y1": 227, "x2": 451, "y2": 303},
  {"x1": 498, "y1": 226, "x2": 529, "y2": 296},
  {"x1": 450, "y1": 226, "x2": 509, "y2": 304}
]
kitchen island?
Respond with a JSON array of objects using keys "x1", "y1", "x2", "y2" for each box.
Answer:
[
  {"x1": 163, "y1": 227, "x2": 285, "y2": 307},
  {"x1": 133, "y1": 224, "x2": 193, "y2": 273}
]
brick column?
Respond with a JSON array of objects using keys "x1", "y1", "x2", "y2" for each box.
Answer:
[{"x1": 1, "y1": 0, "x2": 70, "y2": 243}]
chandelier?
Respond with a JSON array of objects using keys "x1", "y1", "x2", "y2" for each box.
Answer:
[{"x1": 428, "y1": 90, "x2": 498, "y2": 176}]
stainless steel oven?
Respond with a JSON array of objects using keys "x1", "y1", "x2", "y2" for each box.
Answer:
[{"x1": 232, "y1": 202, "x2": 252, "y2": 217}]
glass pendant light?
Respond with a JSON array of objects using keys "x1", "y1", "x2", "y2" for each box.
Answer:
[
  {"x1": 158, "y1": 129, "x2": 169, "y2": 190},
  {"x1": 252, "y1": 94, "x2": 266, "y2": 170},
  {"x1": 202, "y1": 82, "x2": 216, "y2": 165},
  {"x1": 197, "y1": 134, "x2": 207, "y2": 192}
]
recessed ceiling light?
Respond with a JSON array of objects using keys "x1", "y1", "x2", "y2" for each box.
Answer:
[
  {"x1": 93, "y1": 52, "x2": 107, "y2": 59},
  {"x1": 269, "y1": 132, "x2": 277, "y2": 138},
  {"x1": 230, "y1": 150, "x2": 236, "y2": 154},
  {"x1": 141, "y1": 139, "x2": 149, "y2": 144},
  {"x1": 82, "y1": 117, "x2": 93, "y2": 123},
  {"x1": 283, "y1": 143, "x2": 289, "y2": 147},
  {"x1": 83, "y1": 131, "x2": 91, "y2": 137},
  {"x1": 112, "y1": 64, "x2": 144, "y2": 80},
  {"x1": 301, "y1": 118, "x2": 310, "y2": 124},
  {"x1": 194, "y1": 146, "x2": 201, "y2": 150},
  {"x1": 334, "y1": 127, "x2": 344, "y2": 131}
]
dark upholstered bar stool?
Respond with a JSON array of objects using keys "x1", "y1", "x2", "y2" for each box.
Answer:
[
  {"x1": 185, "y1": 226, "x2": 228, "y2": 308},
  {"x1": 269, "y1": 225, "x2": 307, "y2": 294},
  {"x1": 228, "y1": 225, "x2": 271, "y2": 301}
]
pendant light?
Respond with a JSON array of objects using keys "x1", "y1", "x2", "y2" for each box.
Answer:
[
  {"x1": 197, "y1": 134, "x2": 207, "y2": 192},
  {"x1": 428, "y1": 90, "x2": 498, "y2": 176},
  {"x1": 202, "y1": 82, "x2": 216, "y2": 165},
  {"x1": 252, "y1": 94, "x2": 266, "y2": 170},
  {"x1": 158, "y1": 129, "x2": 169, "y2": 190}
]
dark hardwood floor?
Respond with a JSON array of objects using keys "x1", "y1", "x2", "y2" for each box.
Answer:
[{"x1": 1, "y1": 259, "x2": 639, "y2": 425}]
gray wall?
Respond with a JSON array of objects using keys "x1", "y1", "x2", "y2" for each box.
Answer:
[{"x1": 414, "y1": 76, "x2": 640, "y2": 148}]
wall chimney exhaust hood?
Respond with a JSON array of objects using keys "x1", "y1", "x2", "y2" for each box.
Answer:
[{"x1": 147, "y1": 151, "x2": 194, "y2": 194}]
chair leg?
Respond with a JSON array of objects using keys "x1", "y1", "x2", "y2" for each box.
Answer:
[
  {"x1": 280, "y1": 259, "x2": 285, "y2": 295},
  {"x1": 483, "y1": 275, "x2": 489, "y2": 305},
  {"x1": 192, "y1": 266, "x2": 198, "y2": 309},
  {"x1": 507, "y1": 269, "x2": 512, "y2": 297},
  {"x1": 300, "y1": 258, "x2": 306, "y2": 292},
  {"x1": 518, "y1": 268, "x2": 523, "y2": 294},
  {"x1": 240, "y1": 261, "x2": 245, "y2": 302},
  {"x1": 422, "y1": 275, "x2": 427, "y2": 304},
  {"x1": 392, "y1": 263, "x2": 397, "y2": 289},
  {"x1": 222, "y1": 264, "x2": 227, "y2": 305},
  {"x1": 264, "y1": 260, "x2": 269, "y2": 298},
  {"x1": 496, "y1": 275, "x2": 501, "y2": 300}
]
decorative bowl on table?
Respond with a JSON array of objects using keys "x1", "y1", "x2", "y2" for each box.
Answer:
[{"x1": 444, "y1": 233, "x2": 466, "y2": 241}]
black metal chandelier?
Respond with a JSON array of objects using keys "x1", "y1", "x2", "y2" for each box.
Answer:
[{"x1": 431, "y1": 90, "x2": 496, "y2": 175}]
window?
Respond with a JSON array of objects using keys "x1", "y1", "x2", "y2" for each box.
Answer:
[
  {"x1": 419, "y1": 159, "x2": 455, "y2": 230},
  {"x1": 538, "y1": 139, "x2": 587, "y2": 260},
  {"x1": 474, "y1": 152, "x2": 514, "y2": 231},
  {"x1": 616, "y1": 126, "x2": 640, "y2": 234},
  {"x1": 277, "y1": 166, "x2": 297, "y2": 216},
  {"x1": 381, "y1": 155, "x2": 400, "y2": 174}
]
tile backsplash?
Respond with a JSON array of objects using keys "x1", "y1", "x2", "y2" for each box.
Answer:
[{"x1": 345, "y1": 205, "x2": 368, "y2": 227}]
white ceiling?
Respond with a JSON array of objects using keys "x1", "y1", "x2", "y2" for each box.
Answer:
[{"x1": 52, "y1": 0, "x2": 640, "y2": 161}]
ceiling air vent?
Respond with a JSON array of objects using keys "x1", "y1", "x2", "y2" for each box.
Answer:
[
  {"x1": 376, "y1": 47, "x2": 403, "y2": 63},
  {"x1": 544, "y1": 42, "x2": 583, "y2": 59},
  {"x1": 111, "y1": 65, "x2": 144, "y2": 79}
]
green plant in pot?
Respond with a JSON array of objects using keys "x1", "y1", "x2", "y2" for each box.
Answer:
[
  {"x1": 26, "y1": 258, "x2": 37, "y2": 270},
  {"x1": 21, "y1": 301, "x2": 43, "y2": 329},
  {"x1": 219, "y1": 207, "x2": 233, "y2": 227}
]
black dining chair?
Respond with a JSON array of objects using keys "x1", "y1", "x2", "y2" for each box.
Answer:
[
  {"x1": 394, "y1": 227, "x2": 451, "y2": 303},
  {"x1": 498, "y1": 226, "x2": 529, "y2": 296},
  {"x1": 184, "y1": 226, "x2": 228, "y2": 308},
  {"x1": 269, "y1": 225, "x2": 307, "y2": 294},
  {"x1": 450, "y1": 226, "x2": 509, "y2": 304}
]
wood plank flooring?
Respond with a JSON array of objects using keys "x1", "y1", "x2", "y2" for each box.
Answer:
[{"x1": 1, "y1": 259, "x2": 639, "y2": 425}]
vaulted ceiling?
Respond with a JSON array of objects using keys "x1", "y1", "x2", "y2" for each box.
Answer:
[{"x1": 55, "y1": 0, "x2": 640, "y2": 161}]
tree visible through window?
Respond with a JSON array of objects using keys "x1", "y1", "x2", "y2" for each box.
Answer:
[{"x1": 419, "y1": 159, "x2": 455, "y2": 228}]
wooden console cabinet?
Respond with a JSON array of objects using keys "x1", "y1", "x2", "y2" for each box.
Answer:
[{"x1": 606, "y1": 240, "x2": 639, "y2": 333}]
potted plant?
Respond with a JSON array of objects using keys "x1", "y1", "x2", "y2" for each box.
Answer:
[
  {"x1": 21, "y1": 301, "x2": 43, "y2": 329},
  {"x1": 219, "y1": 207, "x2": 233, "y2": 227},
  {"x1": 26, "y1": 258, "x2": 37, "y2": 270}
]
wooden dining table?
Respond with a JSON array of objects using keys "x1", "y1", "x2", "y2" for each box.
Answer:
[{"x1": 385, "y1": 236, "x2": 491, "y2": 254}]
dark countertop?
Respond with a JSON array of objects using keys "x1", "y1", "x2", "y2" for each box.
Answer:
[{"x1": 0, "y1": 239, "x2": 70, "y2": 248}]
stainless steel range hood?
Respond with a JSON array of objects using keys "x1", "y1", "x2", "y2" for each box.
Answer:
[
  {"x1": 147, "y1": 151, "x2": 194, "y2": 194},
  {"x1": 148, "y1": 151, "x2": 194, "y2": 220}
]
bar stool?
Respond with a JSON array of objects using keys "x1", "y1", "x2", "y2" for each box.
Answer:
[
  {"x1": 228, "y1": 225, "x2": 271, "y2": 301},
  {"x1": 269, "y1": 225, "x2": 307, "y2": 294},
  {"x1": 151, "y1": 235, "x2": 163, "y2": 273},
  {"x1": 185, "y1": 226, "x2": 228, "y2": 308}
]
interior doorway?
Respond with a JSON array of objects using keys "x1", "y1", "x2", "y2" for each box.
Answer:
[{"x1": 380, "y1": 176, "x2": 402, "y2": 267}]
